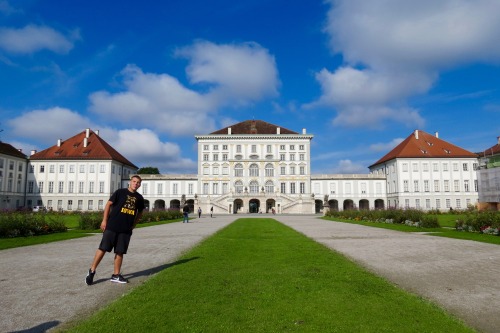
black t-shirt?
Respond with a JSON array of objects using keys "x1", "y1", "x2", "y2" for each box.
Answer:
[{"x1": 106, "y1": 188, "x2": 145, "y2": 234}]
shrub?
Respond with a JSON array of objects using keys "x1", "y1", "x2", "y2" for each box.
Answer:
[
  {"x1": 0, "y1": 211, "x2": 67, "y2": 238},
  {"x1": 79, "y1": 212, "x2": 103, "y2": 230},
  {"x1": 325, "y1": 208, "x2": 440, "y2": 228}
]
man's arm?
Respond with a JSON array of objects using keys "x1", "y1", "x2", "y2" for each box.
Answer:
[
  {"x1": 132, "y1": 211, "x2": 143, "y2": 229},
  {"x1": 100, "y1": 200, "x2": 113, "y2": 231}
]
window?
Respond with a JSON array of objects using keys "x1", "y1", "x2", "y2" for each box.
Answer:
[
  {"x1": 454, "y1": 180, "x2": 460, "y2": 192},
  {"x1": 462, "y1": 163, "x2": 468, "y2": 171},
  {"x1": 59, "y1": 165, "x2": 65, "y2": 173},
  {"x1": 280, "y1": 145, "x2": 285, "y2": 150},
  {"x1": 213, "y1": 183, "x2": 218, "y2": 194},
  {"x1": 234, "y1": 163, "x2": 243, "y2": 177},
  {"x1": 405, "y1": 199, "x2": 410, "y2": 208},
  {"x1": 100, "y1": 164, "x2": 106, "y2": 173},
  {"x1": 424, "y1": 180, "x2": 429, "y2": 192},
  {"x1": 213, "y1": 145, "x2": 218, "y2": 150},
  {"x1": 203, "y1": 167, "x2": 209, "y2": 175},
  {"x1": 330, "y1": 183, "x2": 336, "y2": 194},
  {"x1": 249, "y1": 164, "x2": 259, "y2": 177},
  {"x1": 222, "y1": 183, "x2": 228, "y2": 194},
  {"x1": 67, "y1": 181, "x2": 73, "y2": 194},
  {"x1": 300, "y1": 166, "x2": 305, "y2": 175},
  {"x1": 222, "y1": 166, "x2": 229, "y2": 175},
  {"x1": 433, "y1": 163, "x2": 439, "y2": 172},
  {"x1": 473, "y1": 163, "x2": 478, "y2": 171},
  {"x1": 235, "y1": 181, "x2": 243, "y2": 194},
  {"x1": 79, "y1": 182, "x2": 84, "y2": 193},
  {"x1": 99, "y1": 181, "x2": 105, "y2": 193},
  {"x1": 415, "y1": 199, "x2": 420, "y2": 209},
  {"x1": 290, "y1": 183, "x2": 296, "y2": 194},
  {"x1": 414, "y1": 180, "x2": 419, "y2": 192},
  {"x1": 300, "y1": 182, "x2": 305, "y2": 194},
  {"x1": 222, "y1": 145, "x2": 228, "y2": 150},
  {"x1": 299, "y1": 154, "x2": 305, "y2": 161},
  {"x1": 88, "y1": 200, "x2": 93, "y2": 210},
  {"x1": 143, "y1": 183, "x2": 148, "y2": 195},
  {"x1": 203, "y1": 145, "x2": 209, "y2": 150},
  {"x1": 69, "y1": 165, "x2": 75, "y2": 173},
  {"x1": 213, "y1": 166, "x2": 219, "y2": 175},
  {"x1": 78, "y1": 200, "x2": 83, "y2": 210},
  {"x1": 436, "y1": 199, "x2": 441, "y2": 209},
  {"x1": 203, "y1": 154, "x2": 209, "y2": 161},
  {"x1": 290, "y1": 166, "x2": 295, "y2": 175},
  {"x1": 426, "y1": 199, "x2": 431, "y2": 209},
  {"x1": 403, "y1": 180, "x2": 409, "y2": 192},
  {"x1": 290, "y1": 154, "x2": 295, "y2": 161},
  {"x1": 299, "y1": 145, "x2": 304, "y2": 150},
  {"x1": 265, "y1": 180, "x2": 274, "y2": 193},
  {"x1": 443, "y1": 163, "x2": 448, "y2": 171},
  {"x1": 412, "y1": 163, "x2": 418, "y2": 172},
  {"x1": 267, "y1": 145, "x2": 272, "y2": 153},
  {"x1": 38, "y1": 181, "x2": 44, "y2": 193},
  {"x1": 98, "y1": 200, "x2": 104, "y2": 210},
  {"x1": 79, "y1": 165, "x2": 85, "y2": 173},
  {"x1": 444, "y1": 180, "x2": 450, "y2": 192},
  {"x1": 280, "y1": 166, "x2": 286, "y2": 175},
  {"x1": 249, "y1": 181, "x2": 259, "y2": 193},
  {"x1": 68, "y1": 200, "x2": 73, "y2": 210},
  {"x1": 456, "y1": 199, "x2": 461, "y2": 209},
  {"x1": 40, "y1": 165, "x2": 45, "y2": 173},
  {"x1": 290, "y1": 145, "x2": 295, "y2": 150},
  {"x1": 281, "y1": 182, "x2": 286, "y2": 193},
  {"x1": 453, "y1": 163, "x2": 459, "y2": 171},
  {"x1": 203, "y1": 183, "x2": 208, "y2": 194},
  {"x1": 48, "y1": 181, "x2": 54, "y2": 193},
  {"x1": 236, "y1": 145, "x2": 242, "y2": 153},
  {"x1": 423, "y1": 163, "x2": 429, "y2": 172},
  {"x1": 446, "y1": 199, "x2": 451, "y2": 209},
  {"x1": 222, "y1": 154, "x2": 228, "y2": 161},
  {"x1": 90, "y1": 165, "x2": 95, "y2": 173},
  {"x1": 464, "y1": 180, "x2": 469, "y2": 192},
  {"x1": 361, "y1": 183, "x2": 367, "y2": 194},
  {"x1": 157, "y1": 183, "x2": 163, "y2": 195},
  {"x1": 49, "y1": 165, "x2": 55, "y2": 173},
  {"x1": 89, "y1": 182, "x2": 94, "y2": 193},
  {"x1": 213, "y1": 154, "x2": 218, "y2": 161},
  {"x1": 280, "y1": 154, "x2": 285, "y2": 161},
  {"x1": 265, "y1": 163, "x2": 274, "y2": 177},
  {"x1": 434, "y1": 180, "x2": 440, "y2": 192},
  {"x1": 251, "y1": 145, "x2": 257, "y2": 153},
  {"x1": 58, "y1": 181, "x2": 64, "y2": 193},
  {"x1": 173, "y1": 183, "x2": 178, "y2": 195}
]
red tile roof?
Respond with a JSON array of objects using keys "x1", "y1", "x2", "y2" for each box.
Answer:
[
  {"x1": 210, "y1": 119, "x2": 298, "y2": 135},
  {"x1": 480, "y1": 137, "x2": 500, "y2": 157},
  {"x1": 370, "y1": 130, "x2": 478, "y2": 168},
  {"x1": 29, "y1": 129, "x2": 137, "y2": 168},
  {"x1": 0, "y1": 142, "x2": 27, "y2": 159}
]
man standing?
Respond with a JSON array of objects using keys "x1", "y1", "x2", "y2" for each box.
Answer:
[
  {"x1": 183, "y1": 204, "x2": 190, "y2": 223},
  {"x1": 85, "y1": 175, "x2": 145, "y2": 285},
  {"x1": 197, "y1": 207, "x2": 202, "y2": 218},
  {"x1": 210, "y1": 206, "x2": 214, "y2": 218}
]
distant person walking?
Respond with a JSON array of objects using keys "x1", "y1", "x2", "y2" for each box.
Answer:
[
  {"x1": 85, "y1": 175, "x2": 145, "y2": 285},
  {"x1": 210, "y1": 206, "x2": 214, "y2": 218},
  {"x1": 183, "y1": 204, "x2": 190, "y2": 223},
  {"x1": 198, "y1": 207, "x2": 202, "y2": 218}
]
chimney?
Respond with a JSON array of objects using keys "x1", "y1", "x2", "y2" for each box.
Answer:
[
  {"x1": 85, "y1": 128, "x2": 90, "y2": 138},
  {"x1": 95, "y1": 130, "x2": 99, "y2": 136},
  {"x1": 277, "y1": 127, "x2": 281, "y2": 134},
  {"x1": 435, "y1": 131, "x2": 439, "y2": 138},
  {"x1": 30, "y1": 150, "x2": 37, "y2": 155},
  {"x1": 57, "y1": 139, "x2": 62, "y2": 147},
  {"x1": 302, "y1": 128, "x2": 306, "y2": 134},
  {"x1": 228, "y1": 127, "x2": 231, "y2": 135},
  {"x1": 84, "y1": 137, "x2": 88, "y2": 148},
  {"x1": 414, "y1": 130, "x2": 419, "y2": 140},
  {"x1": 497, "y1": 136, "x2": 500, "y2": 145}
]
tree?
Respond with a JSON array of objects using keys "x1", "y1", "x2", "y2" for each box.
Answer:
[{"x1": 137, "y1": 167, "x2": 160, "y2": 174}]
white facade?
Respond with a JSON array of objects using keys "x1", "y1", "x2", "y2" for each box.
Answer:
[{"x1": 0, "y1": 148, "x2": 27, "y2": 210}]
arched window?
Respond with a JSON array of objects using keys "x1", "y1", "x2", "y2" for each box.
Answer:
[
  {"x1": 265, "y1": 163, "x2": 274, "y2": 177},
  {"x1": 249, "y1": 163, "x2": 259, "y2": 177},
  {"x1": 235, "y1": 180, "x2": 243, "y2": 194},
  {"x1": 265, "y1": 180, "x2": 274, "y2": 193},
  {"x1": 249, "y1": 180, "x2": 259, "y2": 193},
  {"x1": 234, "y1": 163, "x2": 243, "y2": 177}
]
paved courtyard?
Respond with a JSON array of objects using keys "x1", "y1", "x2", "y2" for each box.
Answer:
[{"x1": 1, "y1": 215, "x2": 499, "y2": 332}]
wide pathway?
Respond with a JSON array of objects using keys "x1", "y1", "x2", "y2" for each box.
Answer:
[{"x1": 1, "y1": 215, "x2": 500, "y2": 332}]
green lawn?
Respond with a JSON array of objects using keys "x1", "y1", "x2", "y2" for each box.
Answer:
[{"x1": 65, "y1": 218, "x2": 474, "y2": 333}]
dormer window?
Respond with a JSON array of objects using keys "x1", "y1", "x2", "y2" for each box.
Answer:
[{"x1": 443, "y1": 149, "x2": 451, "y2": 154}]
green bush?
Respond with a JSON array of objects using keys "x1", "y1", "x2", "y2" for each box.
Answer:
[
  {"x1": 456, "y1": 211, "x2": 500, "y2": 234},
  {"x1": 325, "y1": 208, "x2": 440, "y2": 228},
  {"x1": 141, "y1": 209, "x2": 183, "y2": 223},
  {"x1": 79, "y1": 212, "x2": 103, "y2": 230},
  {"x1": 0, "y1": 211, "x2": 67, "y2": 238}
]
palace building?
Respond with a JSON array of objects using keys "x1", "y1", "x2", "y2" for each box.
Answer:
[{"x1": 0, "y1": 120, "x2": 486, "y2": 213}]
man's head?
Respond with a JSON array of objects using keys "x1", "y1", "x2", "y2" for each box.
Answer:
[{"x1": 128, "y1": 175, "x2": 142, "y2": 192}]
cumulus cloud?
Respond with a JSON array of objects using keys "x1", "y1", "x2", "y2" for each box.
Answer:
[
  {"x1": 6, "y1": 107, "x2": 195, "y2": 173},
  {"x1": 89, "y1": 41, "x2": 279, "y2": 137},
  {"x1": 309, "y1": 0, "x2": 500, "y2": 128},
  {"x1": 370, "y1": 138, "x2": 405, "y2": 152},
  {"x1": 0, "y1": 0, "x2": 20, "y2": 15},
  {"x1": 331, "y1": 159, "x2": 367, "y2": 174},
  {"x1": 0, "y1": 24, "x2": 78, "y2": 54}
]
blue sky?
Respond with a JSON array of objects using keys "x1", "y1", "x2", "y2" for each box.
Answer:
[{"x1": 1, "y1": 0, "x2": 500, "y2": 174}]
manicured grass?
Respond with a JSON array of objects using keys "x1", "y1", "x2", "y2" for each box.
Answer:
[
  {"x1": 66, "y1": 218, "x2": 474, "y2": 333},
  {"x1": 324, "y1": 216, "x2": 500, "y2": 245}
]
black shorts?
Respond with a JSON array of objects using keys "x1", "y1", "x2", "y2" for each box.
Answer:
[{"x1": 98, "y1": 230, "x2": 132, "y2": 254}]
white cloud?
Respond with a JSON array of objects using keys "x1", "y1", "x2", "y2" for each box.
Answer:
[
  {"x1": 177, "y1": 41, "x2": 279, "y2": 105},
  {"x1": 309, "y1": 0, "x2": 500, "y2": 128},
  {"x1": 0, "y1": 24, "x2": 78, "y2": 54},
  {"x1": 7, "y1": 107, "x2": 92, "y2": 145},
  {"x1": 6, "y1": 107, "x2": 195, "y2": 173},
  {"x1": 370, "y1": 138, "x2": 405, "y2": 152},
  {"x1": 331, "y1": 159, "x2": 367, "y2": 174},
  {"x1": 0, "y1": 1, "x2": 20, "y2": 15},
  {"x1": 89, "y1": 41, "x2": 279, "y2": 137}
]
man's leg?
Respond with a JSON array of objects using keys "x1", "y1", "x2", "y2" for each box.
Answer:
[
  {"x1": 113, "y1": 253, "x2": 124, "y2": 275},
  {"x1": 90, "y1": 249, "x2": 106, "y2": 272}
]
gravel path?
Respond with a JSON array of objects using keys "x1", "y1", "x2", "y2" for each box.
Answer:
[{"x1": 1, "y1": 215, "x2": 499, "y2": 333}]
